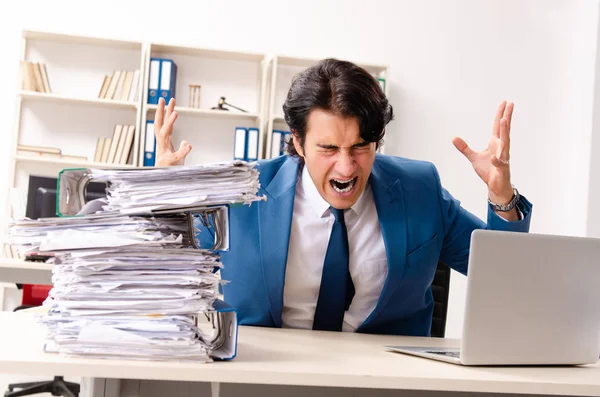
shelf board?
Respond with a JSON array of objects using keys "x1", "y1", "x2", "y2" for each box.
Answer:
[
  {"x1": 0, "y1": 258, "x2": 53, "y2": 272},
  {"x1": 146, "y1": 104, "x2": 260, "y2": 119},
  {"x1": 273, "y1": 114, "x2": 286, "y2": 121},
  {"x1": 23, "y1": 30, "x2": 141, "y2": 51},
  {"x1": 19, "y1": 91, "x2": 138, "y2": 109},
  {"x1": 276, "y1": 55, "x2": 387, "y2": 74},
  {"x1": 150, "y1": 42, "x2": 264, "y2": 62},
  {"x1": 15, "y1": 155, "x2": 138, "y2": 170},
  {"x1": 0, "y1": 258, "x2": 53, "y2": 285}
]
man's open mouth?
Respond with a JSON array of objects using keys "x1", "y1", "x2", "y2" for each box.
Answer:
[{"x1": 330, "y1": 177, "x2": 358, "y2": 193}]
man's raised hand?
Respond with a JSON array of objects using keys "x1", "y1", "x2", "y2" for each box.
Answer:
[{"x1": 154, "y1": 97, "x2": 192, "y2": 166}]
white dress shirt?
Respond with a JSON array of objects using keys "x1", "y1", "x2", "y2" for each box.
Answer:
[{"x1": 282, "y1": 166, "x2": 388, "y2": 331}]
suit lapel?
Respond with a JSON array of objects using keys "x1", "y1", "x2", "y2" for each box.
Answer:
[
  {"x1": 359, "y1": 157, "x2": 408, "y2": 328},
  {"x1": 258, "y1": 157, "x2": 299, "y2": 327}
]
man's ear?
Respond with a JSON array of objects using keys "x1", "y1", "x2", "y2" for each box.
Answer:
[{"x1": 292, "y1": 130, "x2": 304, "y2": 158}]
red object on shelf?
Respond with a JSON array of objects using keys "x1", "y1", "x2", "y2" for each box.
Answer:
[{"x1": 21, "y1": 284, "x2": 52, "y2": 306}]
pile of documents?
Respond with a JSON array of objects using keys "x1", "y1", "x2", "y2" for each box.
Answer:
[
  {"x1": 6, "y1": 161, "x2": 264, "y2": 362},
  {"x1": 60, "y1": 160, "x2": 265, "y2": 216}
]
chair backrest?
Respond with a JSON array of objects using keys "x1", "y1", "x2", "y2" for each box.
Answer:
[{"x1": 430, "y1": 261, "x2": 451, "y2": 337}]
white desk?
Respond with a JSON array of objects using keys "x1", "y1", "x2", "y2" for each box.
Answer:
[
  {"x1": 0, "y1": 259, "x2": 53, "y2": 285},
  {"x1": 0, "y1": 312, "x2": 599, "y2": 397}
]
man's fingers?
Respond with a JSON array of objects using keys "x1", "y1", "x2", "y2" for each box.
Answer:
[
  {"x1": 155, "y1": 97, "x2": 165, "y2": 133},
  {"x1": 165, "y1": 98, "x2": 175, "y2": 120},
  {"x1": 179, "y1": 140, "x2": 192, "y2": 153},
  {"x1": 159, "y1": 111, "x2": 178, "y2": 148},
  {"x1": 503, "y1": 101, "x2": 514, "y2": 134},
  {"x1": 173, "y1": 140, "x2": 192, "y2": 162},
  {"x1": 493, "y1": 100, "x2": 507, "y2": 138},
  {"x1": 491, "y1": 154, "x2": 508, "y2": 168},
  {"x1": 452, "y1": 136, "x2": 477, "y2": 162},
  {"x1": 499, "y1": 118, "x2": 510, "y2": 159}
]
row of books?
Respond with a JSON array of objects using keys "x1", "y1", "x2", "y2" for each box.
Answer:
[
  {"x1": 2, "y1": 243, "x2": 24, "y2": 260},
  {"x1": 98, "y1": 70, "x2": 140, "y2": 102},
  {"x1": 21, "y1": 60, "x2": 51, "y2": 93},
  {"x1": 93, "y1": 124, "x2": 136, "y2": 165}
]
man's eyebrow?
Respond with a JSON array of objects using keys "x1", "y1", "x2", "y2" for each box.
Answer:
[
  {"x1": 316, "y1": 143, "x2": 339, "y2": 149},
  {"x1": 316, "y1": 141, "x2": 370, "y2": 150}
]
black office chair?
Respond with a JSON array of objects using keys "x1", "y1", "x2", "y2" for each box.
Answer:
[{"x1": 430, "y1": 261, "x2": 451, "y2": 338}]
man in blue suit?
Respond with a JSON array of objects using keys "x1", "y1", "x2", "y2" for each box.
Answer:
[{"x1": 153, "y1": 58, "x2": 532, "y2": 336}]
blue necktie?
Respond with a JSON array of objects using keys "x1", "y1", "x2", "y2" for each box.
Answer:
[{"x1": 312, "y1": 207, "x2": 355, "y2": 331}]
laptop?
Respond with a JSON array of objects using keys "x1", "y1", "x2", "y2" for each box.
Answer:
[{"x1": 386, "y1": 229, "x2": 600, "y2": 365}]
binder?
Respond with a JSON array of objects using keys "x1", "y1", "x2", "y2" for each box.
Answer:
[
  {"x1": 156, "y1": 58, "x2": 178, "y2": 103},
  {"x1": 144, "y1": 120, "x2": 156, "y2": 167},
  {"x1": 206, "y1": 299, "x2": 238, "y2": 360},
  {"x1": 271, "y1": 130, "x2": 291, "y2": 157},
  {"x1": 233, "y1": 127, "x2": 247, "y2": 161},
  {"x1": 192, "y1": 205, "x2": 230, "y2": 252},
  {"x1": 377, "y1": 77, "x2": 386, "y2": 93},
  {"x1": 43, "y1": 165, "x2": 261, "y2": 362},
  {"x1": 246, "y1": 128, "x2": 259, "y2": 162},
  {"x1": 42, "y1": 298, "x2": 238, "y2": 361},
  {"x1": 282, "y1": 130, "x2": 292, "y2": 155},
  {"x1": 271, "y1": 130, "x2": 283, "y2": 158},
  {"x1": 148, "y1": 59, "x2": 160, "y2": 104}
]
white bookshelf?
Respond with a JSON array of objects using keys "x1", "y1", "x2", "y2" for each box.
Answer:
[
  {"x1": 139, "y1": 42, "x2": 270, "y2": 166},
  {"x1": 264, "y1": 54, "x2": 390, "y2": 159},
  {"x1": 14, "y1": 155, "x2": 138, "y2": 170},
  {"x1": 146, "y1": 103, "x2": 259, "y2": 119},
  {"x1": 9, "y1": 30, "x2": 145, "y2": 193},
  {"x1": 4, "y1": 29, "x2": 390, "y2": 230},
  {"x1": 19, "y1": 90, "x2": 138, "y2": 109}
]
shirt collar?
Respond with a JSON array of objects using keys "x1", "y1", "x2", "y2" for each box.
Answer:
[{"x1": 301, "y1": 165, "x2": 370, "y2": 219}]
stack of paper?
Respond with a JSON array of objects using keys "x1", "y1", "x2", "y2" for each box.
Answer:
[
  {"x1": 41, "y1": 246, "x2": 222, "y2": 362},
  {"x1": 7, "y1": 214, "x2": 190, "y2": 253},
  {"x1": 8, "y1": 213, "x2": 223, "y2": 361},
  {"x1": 88, "y1": 161, "x2": 265, "y2": 215},
  {"x1": 6, "y1": 161, "x2": 263, "y2": 362}
]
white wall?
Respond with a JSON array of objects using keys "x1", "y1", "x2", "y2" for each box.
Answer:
[
  {"x1": 0, "y1": 0, "x2": 598, "y2": 338},
  {"x1": 588, "y1": 4, "x2": 600, "y2": 238}
]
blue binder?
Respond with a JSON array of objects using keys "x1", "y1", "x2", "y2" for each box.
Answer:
[
  {"x1": 158, "y1": 58, "x2": 177, "y2": 103},
  {"x1": 144, "y1": 120, "x2": 156, "y2": 166},
  {"x1": 148, "y1": 58, "x2": 178, "y2": 104},
  {"x1": 246, "y1": 128, "x2": 259, "y2": 162},
  {"x1": 282, "y1": 130, "x2": 292, "y2": 155},
  {"x1": 271, "y1": 129, "x2": 291, "y2": 157},
  {"x1": 271, "y1": 130, "x2": 283, "y2": 158},
  {"x1": 233, "y1": 127, "x2": 247, "y2": 161},
  {"x1": 147, "y1": 59, "x2": 160, "y2": 105}
]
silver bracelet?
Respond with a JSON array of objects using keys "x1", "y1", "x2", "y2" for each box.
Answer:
[{"x1": 488, "y1": 186, "x2": 520, "y2": 212}]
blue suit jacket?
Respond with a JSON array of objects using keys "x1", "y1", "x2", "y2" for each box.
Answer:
[{"x1": 215, "y1": 153, "x2": 532, "y2": 336}]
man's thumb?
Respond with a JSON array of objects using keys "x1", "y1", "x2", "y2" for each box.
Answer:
[
  {"x1": 452, "y1": 136, "x2": 475, "y2": 162},
  {"x1": 178, "y1": 140, "x2": 192, "y2": 155}
]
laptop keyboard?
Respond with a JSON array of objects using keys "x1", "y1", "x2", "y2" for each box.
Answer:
[{"x1": 426, "y1": 350, "x2": 460, "y2": 358}]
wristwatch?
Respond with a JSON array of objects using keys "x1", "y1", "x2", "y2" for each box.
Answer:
[{"x1": 488, "y1": 186, "x2": 520, "y2": 212}]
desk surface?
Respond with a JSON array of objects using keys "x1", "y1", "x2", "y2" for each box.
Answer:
[{"x1": 0, "y1": 312, "x2": 599, "y2": 396}]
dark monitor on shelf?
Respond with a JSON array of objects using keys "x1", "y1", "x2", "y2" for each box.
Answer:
[{"x1": 25, "y1": 176, "x2": 108, "y2": 219}]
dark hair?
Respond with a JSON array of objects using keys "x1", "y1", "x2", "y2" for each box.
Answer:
[{"x1": 282, "y1": 58, "x2": 393, "y2": 158}]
